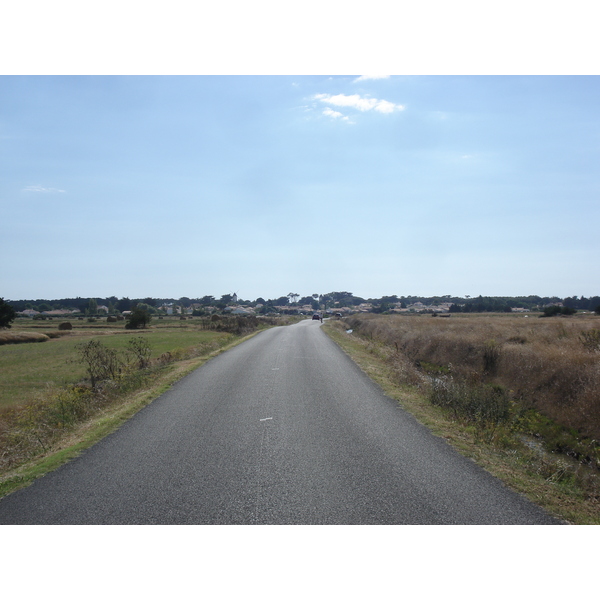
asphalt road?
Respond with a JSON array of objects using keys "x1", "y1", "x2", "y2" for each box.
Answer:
[{"x1": 0, "y1": 319, "x2": 560, "y2": 524}]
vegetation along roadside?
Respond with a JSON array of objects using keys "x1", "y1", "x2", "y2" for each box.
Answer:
[
  {"x1": 0, "y1": 314, "x2": 299, "y2": 499},
  {"x1": 323, "y1": 313, "x2": 600, "y2": 525}
]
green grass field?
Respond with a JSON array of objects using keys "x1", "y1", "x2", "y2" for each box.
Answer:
[{"x1": 0, "y1": 317, "x2": 232, "y2": 408}]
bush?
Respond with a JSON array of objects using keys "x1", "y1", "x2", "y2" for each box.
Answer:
[
  {"x1": 542, "y1": 306, "x2": 577, "y2": 317},
  {"x1": 482, "y1": 340, "x2": 500, "y2": 375},
  {"x1": 0, "y1": 385, "x2": 97, "y2": 468},
  {"x1": 580, "y1": 329, "x2": 600, "y2": 352},
  {"x1": 126, "y1": 336, "x2": 151, "y2": 369},
  {"x1": 75, "y1": 336, "x2": 156, "y2": 389},
  {"x1": 76, "y1": 340, "x2": 123, "y2": 389},
  {"x1": 429, "y1": 379, "x2": 511, "y2": 428},
  {"x1": 58, "y1": 322, "x2": 73, "y2": 330}
]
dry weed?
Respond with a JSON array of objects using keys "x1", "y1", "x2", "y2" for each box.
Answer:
[{"x1": 345, "y1": 313, "x2": 600, "y2": 440}]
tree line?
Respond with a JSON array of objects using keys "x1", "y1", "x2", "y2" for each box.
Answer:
[{"x1": 4, "y1": 292, "x2": 600, "y2": 317}]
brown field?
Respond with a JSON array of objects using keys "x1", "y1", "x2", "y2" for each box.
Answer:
[{"x1": 341, "y1": 312, "x2": 600, "y2": 442}]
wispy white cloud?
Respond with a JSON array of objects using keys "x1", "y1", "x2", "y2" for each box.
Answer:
[
  {"x1": 314, "y1": 93, "x2": 404, "y2": 114},
  {"x1": 353, "y1": 75, "x2": 391, "y2": 82},
  {"x1": 323, "y1": 107, "x2": 353, "y2": 123},
  {"x1": 22, "y1": 185, "x2": 66, "y2": 193}
]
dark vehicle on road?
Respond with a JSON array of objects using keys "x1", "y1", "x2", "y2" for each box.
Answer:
[{"x1": 312, "y1": 313, "x2": 321, "y2": 320}]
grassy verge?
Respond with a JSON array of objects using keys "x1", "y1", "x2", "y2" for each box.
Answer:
[
  {"x1": 0, "y1": 322, "x2": 280, "y2": 499},
  {"x1": 323, "y1": 319, "x2": 600, "y2": 524}
]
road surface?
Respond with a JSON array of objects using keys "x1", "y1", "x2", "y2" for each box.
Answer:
[{"x1": 0, "y1": 320, "x2": 560, "y2": 524}]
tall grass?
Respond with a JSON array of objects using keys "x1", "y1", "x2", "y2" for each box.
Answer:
[
  {"x1": 343, "y1": 313, "x2": 600, "y2": 455},
  {"x1": 0, "y1": 362, "x2": 159, "y2": 472},
  {"x1": 0, "y1": 331, "x2": 50, "y2": 345}
]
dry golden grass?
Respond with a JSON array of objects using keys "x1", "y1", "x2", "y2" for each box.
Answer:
[
  {"x1": 0, "y1": 331, "x2": 50, "y2": 344},
  {"x1": 344, "y1": 313, "x2": 600, "y2": 440}
]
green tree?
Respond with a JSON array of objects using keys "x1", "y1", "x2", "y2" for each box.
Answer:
[
  {"x1": 125, "y1": 307, "x2": 152, "y2": 329},
  {"x1": 117, "y1": 297, "x2": 132, "y2": 312},
  {"x1": 0, "y1": 298, "x2": 16, "y2": 328},
  {"x1": 542, "y1": 305, "x2": 577, "y2": 317},
  {"x1": 135, "y1": 302, "x2": 156, "y2": 315}
]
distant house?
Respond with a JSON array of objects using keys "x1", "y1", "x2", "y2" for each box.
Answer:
[{"x1": 161, "y1": 304, "x2": 174, "y2": 315}]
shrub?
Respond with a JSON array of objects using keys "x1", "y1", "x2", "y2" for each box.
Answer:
[
  {"x1": 126, "y1": 336, "x2": 151, "y2": 370},
  {"x1": 58, "y1": 322, "x2": 73, "y2": 330},
  {"x1": 580, "y1": 329, "x2": 600, "y2": 352},
  {"x1": 482, "y1": 340, "x2": 500, "y2": 375},
  {"x1": 76, "y1": 339, "x2": 123, "y2": 389},
  {"x1": 429, "y1": 379, "x2": 511, "y2": 428},
  {"x1": 542, "y1": 306, "x2": 577, "y2": 317}
]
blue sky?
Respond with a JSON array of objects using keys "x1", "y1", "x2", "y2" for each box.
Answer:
[{"x1": 2, "y1": 74, "x2": 599, "y2": 302}]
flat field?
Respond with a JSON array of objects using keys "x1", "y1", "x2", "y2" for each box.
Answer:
[
  {"x1": 0, "y1": 317, "x2": 232, "y2": 409},
  {"x1": 338, "y1": 311, "x2": 600, "y2": 440}
]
